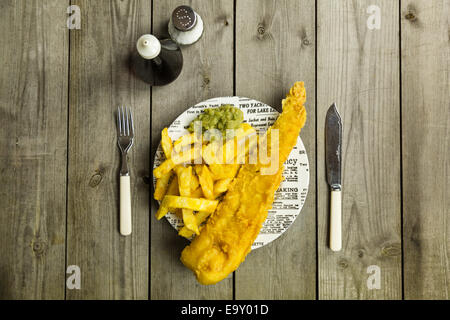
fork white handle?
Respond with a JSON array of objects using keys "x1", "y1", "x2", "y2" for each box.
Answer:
[
  {"x1": 330, "y1": 190, "x2": 342, "y2": 251},
  {"x1": 120, "y1": 175, "x2": 132, "y2": 236}
]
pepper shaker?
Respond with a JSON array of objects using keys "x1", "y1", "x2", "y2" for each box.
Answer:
[
  {"x1": 168, "y1": 5, "x2": 204, "y2": 45},
  {"x1": 132, "y1": 34, "x2": 183, "y2": 86}
]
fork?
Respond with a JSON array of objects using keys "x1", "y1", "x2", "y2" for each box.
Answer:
[{"x1": 116, "y1": 106, "x2": 134, "y2": 236}]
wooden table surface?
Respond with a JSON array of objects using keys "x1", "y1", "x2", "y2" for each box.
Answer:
[{"x1": 0, "y1": 0, "x2": 448, "y2": 300}]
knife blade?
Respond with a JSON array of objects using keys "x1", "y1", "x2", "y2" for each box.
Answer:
[
  {"x1": 326, "y1": 103, "x2": 342, "y2": 189},
  {"x1": 325, "y1": 103, "x2": 342, "y2": 251}
]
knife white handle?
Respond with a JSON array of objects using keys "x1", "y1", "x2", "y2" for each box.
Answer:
[
  {"x1": 120, "y1": 175, "x2": 132, "y2": 236},
  {"x1": 330, "y1": 190, "x2": 342, "y2": 251}
]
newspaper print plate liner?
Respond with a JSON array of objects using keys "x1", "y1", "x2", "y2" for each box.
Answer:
[{"x1": 153, "y1": 96, "x2": 310, "y2": 249}]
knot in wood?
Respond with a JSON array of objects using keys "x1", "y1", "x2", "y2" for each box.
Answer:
[
  {"x1": 32, "y1": 239, "x2": 46, "y2": 256},
  {"x1": 381, "y1": 243, "x2": 401, "y2": 256},
  {"x1": 142, "y1": 175, "x2": 151, "y2": 185},
  {"x1": 405, "y1": 6, "x2": 417, "y2": 22},
  {"x1": 405, "y1": 12, "x2": 416, "y2": 21},
  {"x1": 338, "y1": 258, "x2": 349, "y2": 269},
  {"x1": 257, "y1": 25, "x2": 265, "y2": 35},
  {"x1": 89, "y1": 171, "x2": 104, "y2": 188}
]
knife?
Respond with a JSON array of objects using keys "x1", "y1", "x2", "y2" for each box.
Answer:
[{"x1": 325, "y1": 103, "x2": 343, "y2": 251}]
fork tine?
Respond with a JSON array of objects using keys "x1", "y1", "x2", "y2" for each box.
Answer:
[
  {"x1": 121, "y1": 106, "x2": 126, "y2": 136},
  {"x1": 117, "y1": 106, "x2": 122, "y2": 136},
  {"x1": 122, "y1": 106, "x2": 126, "y2": 136},
  {"x1": 125, "y1": 106, "x2": 130, "y2": 136},
  {"x1": 129, "y1": 107, "x2": 135, "y2": 136}
]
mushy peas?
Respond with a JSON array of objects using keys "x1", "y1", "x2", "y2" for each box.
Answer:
[{"x1": 188, "y1": 105, "x2": 244, "y2": 140}]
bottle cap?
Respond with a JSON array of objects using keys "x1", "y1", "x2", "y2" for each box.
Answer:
[
  {"x1": 172, "y1": 5, "x2": 196, "y2": 31},
  {"x1": 136, "y1": 34, "x2": 161, "y2": 60}
]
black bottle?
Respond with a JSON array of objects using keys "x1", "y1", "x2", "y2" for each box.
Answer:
[{"x1": 132, "y1": 34, "x2": 183, "y2": 86}]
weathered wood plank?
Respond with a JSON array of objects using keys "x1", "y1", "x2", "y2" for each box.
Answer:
[
  {"x1": 151, "y1": 0, "x2": 234, "y2": 300},
  {"x1": 0, "y1": 0, "x2": 68, "y2": 299},
  {"x1": 401, "y1": 0, "x2": 449, "y2": 300},
  {"x1": 317, "y1": 0, "x2": 402, "y2": 299},
  {"x1": 234, "y1": 0, "x2": 316, "y2": 300},
  {"x1": 67, "y1": 0, "x2": 150, "y2": 299}
]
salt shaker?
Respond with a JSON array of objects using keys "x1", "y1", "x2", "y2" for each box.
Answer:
[
  {"x1": 168, "y1": 5, "x2": 204, "y2": 45},
  {"x1": 132, "y1": 34, "x2": 183, "y2": 86}
]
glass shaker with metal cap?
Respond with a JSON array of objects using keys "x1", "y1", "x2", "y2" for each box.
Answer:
[{"x1": 168, "y1": 5, "x2": 204, "y2": 45}]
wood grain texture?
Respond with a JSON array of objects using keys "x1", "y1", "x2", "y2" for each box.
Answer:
[
  {"x1": 317, "y1": 0, "x2": 402, "y2": 299},
  {"x1": 151, "y1": 0, "x2": 234, "y2": 300},
  {"x1": 1, "y1": 0, "x2": 449, "y2": 301},
  {"x1": 0, "y1": 0, "x2": 68, "y2": 300},
  {"x1": 234, "y1": 0, "x2": 316, "y2": 300},
  {"x1": 401, "y1": 0, "x2": 449, "y2": 300},
  {"x1": 67, "y1": 0, "x2": 150, "y2": 299}
]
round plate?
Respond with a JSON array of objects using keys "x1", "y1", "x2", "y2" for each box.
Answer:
[{"x1": 153, "y1": 96, "x2": 309, "y2": 249}]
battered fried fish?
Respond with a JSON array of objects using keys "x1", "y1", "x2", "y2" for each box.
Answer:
[{"x1": 181, "y1": 82, "x2": 307, "y2": 285}]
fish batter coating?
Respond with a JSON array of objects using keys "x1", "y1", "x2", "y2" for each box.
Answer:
[{"x1": 181, "y1": 82, "x2": 307, "y2": 285}]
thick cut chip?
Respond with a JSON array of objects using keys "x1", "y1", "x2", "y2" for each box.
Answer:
[
  {"x1": 190, "y1": 187, "x2": 204, "y2": 198},
  {"x1": 174, "y1": 132, "x2": 201, "y2": 153},
  {"x1": 156, "y1": 196, "x2": 218, "y2": 220},
  {"x1": 196, "y1": 165, "x2": 215, "y2": 200},
  {"x1": 154, "y1": 148, "x2": 201, "y2": 178},
  {"x1": 178, "y1": 211, "x2": 212, "y2": 239},
  {"x1": 177, "y1": 166, "x2": 199, "y2": 234},
  {"x1": 177, "y1": 166, "x2": 192, "y2": 197},
  {"x1": 154, "y1": 171, "x2": 172, "y2": 201},
  {"x1": 166, "y1": 175, "x2": 179, "y2": 196},
  {"x1": 159, "y1": 172, "x2": 182, "y2": 218},
  {"x1": 172, "y1": 147, "x2": 200, "y2": 164},
  {"x1": 209, "y1": 164, "x2": 240, "y2": 180},
  {"x1": 161, "y1": 128, "x2": 173, "y2": 159},
  {"x1": 182, "y1": 209, "x2": 199, "y2": 235},
  {"x1": 190, "y1": 172, "x2": 200, "y2": 191},
  {"x1": 153, "y1": 159, "x2": 175, "y2": 179},
  {"x1": 178, "y1": 227, "x2": 194, "y2": 239},
  {"x1": 213, "y1": 178, "x2": 233, "y2": 198}
]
